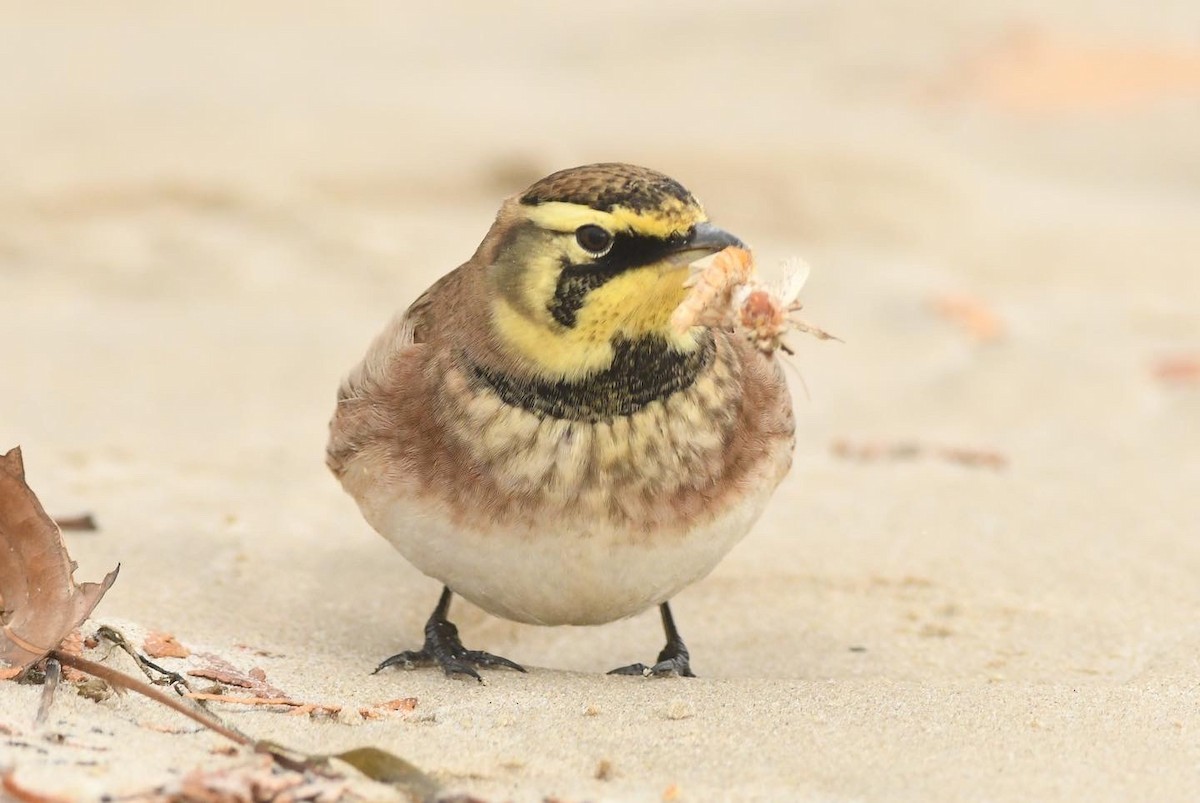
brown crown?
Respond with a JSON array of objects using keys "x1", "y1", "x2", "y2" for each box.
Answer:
[{"x1": 519, "y1": 163, "x2": 696, "y2": 213}]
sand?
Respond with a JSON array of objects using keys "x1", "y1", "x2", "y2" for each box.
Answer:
[{"x1": 2, "y1": 2, "x2": 1199, "y2": 801}]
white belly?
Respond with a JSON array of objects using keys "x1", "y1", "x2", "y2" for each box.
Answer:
[{"x1": 357, "y1": 480, "x2": 778, "y2": 626}]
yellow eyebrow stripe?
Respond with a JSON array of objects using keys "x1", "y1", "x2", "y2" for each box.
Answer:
[
  {"x1": 522, "y1": 200, "x2": 706, "y2": 239},
  {"x1": 522, "y1": 202, "x2": 623, "y2": 233}
]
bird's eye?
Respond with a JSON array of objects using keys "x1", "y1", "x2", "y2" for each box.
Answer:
[{"x1": 575, "y1": 224, "x2": 613, "y2": 256}]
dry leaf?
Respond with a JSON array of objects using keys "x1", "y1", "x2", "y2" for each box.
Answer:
[
  {"x1": 0, "y1": 446, "x2": 119, "y2": 674},
  {"x1": 379, "y1": 697, "x2": 418, "y2": 712},
  {"x1": 185, "y1": 693, "x2": 297, "y2": 708},
  {"x1": 148, "y1": 755, "x2": 352, "y2": 803},
  {"x1": 188, "y1": 653, "x2": 290, "y2": 699},
  {"x1": 1, "y1": 449, "x2": 433, "y2": 802},
  {"x1": 56, "y1": 629, "x2": 89, "y2": 682},
  {"x1": 144, "y1": 630, "x2": 191, "y2": 659},
  {"x1": 357, "y1": 696, "x2": 418, "y2": 719},
  {"x1": 334, "y1": 747, "x2": 439, "y2": 802},
  {"x1": 185, "y1": 692, "x2": 343, "y2": 721}
]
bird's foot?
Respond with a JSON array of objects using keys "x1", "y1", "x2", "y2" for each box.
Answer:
[
  {"x1": 374, "y1": 589, "x2": 525, "y2": 682},
  {"x1": 608, "y1": 602, "x2": 696, "y2": 678},
  {"x1": 608, "y1": 638, "x2": 695, "y2": 678},
  {"x1": 374, "y1": 618, "x2": 525, "y2": 682}
]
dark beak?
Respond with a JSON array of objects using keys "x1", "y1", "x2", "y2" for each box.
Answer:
[
  {"x1": 664, "y1": 222, "x2": 746, "y2": 266},
  {"x1": 687, "y1": 221, "x2": 746, "y2": 253}
]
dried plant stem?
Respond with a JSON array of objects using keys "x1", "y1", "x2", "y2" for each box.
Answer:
[
  {"x1": 51, "y1": 513, "x2": 98, "y2": 532},
  {"x1": 185, "y1": 693, "x2": 306, "y2": 708},
  {"x1": 96, "y1": 624, "x2": 192, "y2": 690},
  {"x1": 49, "y1": 649, "x2": 251, "y2": 748},
  {"x1": 34, "y1": 658, "x2": 61, "y2": 725}
]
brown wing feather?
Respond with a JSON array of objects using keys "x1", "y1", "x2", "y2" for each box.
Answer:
[{"x1": 325, "y1": 273, "x2": 448, "y2": 478}]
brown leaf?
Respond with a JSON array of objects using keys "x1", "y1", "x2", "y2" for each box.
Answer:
[
  {"x1": 187, "y1": 653, "x2": 290, "y2": 699},
  {"x1": 334, "y1": 747, "x2": 439, "y2": 802},
  {"x1": 0, "y1": 446, "x2": 119, "y2": 674},
  {"x1": 357, "y1": 697, "x2": 418, "y2": 720},
  {"x1": 144, "y1": 630, "x2": 191, "y2": 659},
  {"x1": 379, "y1": 697, "x2": 418, "y2": 712},
  {"x1": 184, "y1": 692, "x2": 300, "y2": 707},
  {"x1": 150, "y1": 755, "x2": 352, "y2": 803},
  {"x1": 183, "y1": 692, "x2": 345, "y2": 722},
  {"x1": 56, "y1": 629, "x2": 89, "y2": 681}
]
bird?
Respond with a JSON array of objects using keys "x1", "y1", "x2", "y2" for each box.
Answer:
[{"x1": 327, "y1": 163, "x2": 795, "y2": 680}]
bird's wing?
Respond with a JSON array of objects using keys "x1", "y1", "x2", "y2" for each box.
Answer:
[{"x1": 325, "y1": 272, "x2": 455, "y2": 478}]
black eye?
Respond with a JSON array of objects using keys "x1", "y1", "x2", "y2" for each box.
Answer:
[{"x1": 575, "y1": 224, "x2": 613, "y2": 256}]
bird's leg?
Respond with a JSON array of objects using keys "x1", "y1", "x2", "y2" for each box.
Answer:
[
  {"x1": 608, "y1": 602, "x2": 696, "y2": 678},
  {"x1": 374, "y1": 586, "x2": 526, "y2": 682},
  {"x1": 652, "y1": 602, "x2": 696, "y2": 677}
]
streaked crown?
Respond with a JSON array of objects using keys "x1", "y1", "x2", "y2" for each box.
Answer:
[{"x1": 520, "y1": 163, "x2": 698, "y2": 214}]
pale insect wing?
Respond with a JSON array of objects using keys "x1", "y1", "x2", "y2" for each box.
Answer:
[
  {"x1": 730, "y1": 283, "x2": 752, "y2": 307},
  {"x1": 778, "y1": 257, "x2": 812, "y2": 304}
]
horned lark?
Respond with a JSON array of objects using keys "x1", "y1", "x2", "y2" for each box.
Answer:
[{"x1": 327, "y1": 163, "x2": 794, "y2": 680}]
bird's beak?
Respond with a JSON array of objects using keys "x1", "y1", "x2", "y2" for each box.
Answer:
[
  {"x1": 688, "y1": 222, "x2": 746, "y2": 252},
  {"x1": 664, "y1": 222, "x2": 747, "y2": 266}
]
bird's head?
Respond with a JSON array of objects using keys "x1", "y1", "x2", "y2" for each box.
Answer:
[{"x1": 479, "y1": 163, "x2": 744, "y2": 380}]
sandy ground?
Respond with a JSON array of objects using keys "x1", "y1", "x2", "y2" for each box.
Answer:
[{"x1": 2, "y1": 2, "x2": 1200, "y2": 801}]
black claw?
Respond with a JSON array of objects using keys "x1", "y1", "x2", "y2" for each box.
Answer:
[
  {"x1": 649, "y1": 656, "x2": 695, "y2": 678},
  {"x1": 440, "y1": 660, "x2": 483, "y2": 682},
  {"x1": 375, "y1": 587, "x2": 525, "y2": 682},
  {"x1": 608, "y1": 603, "x2": 697, "y2": 678},
  {"x1": 462, "y1": 650, "x2": 528, "y2": 673},
  {"x1": 374, "y1": 650, "x2": 434, "y2": 674}
]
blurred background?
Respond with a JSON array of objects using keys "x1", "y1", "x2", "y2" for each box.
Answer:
[
  {"x1": 2, "y1": 0, "x2": 1199, "y2": 681},
  {"x1": 3, "y1": 3, "x2": 1200, "y2": 798}
]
